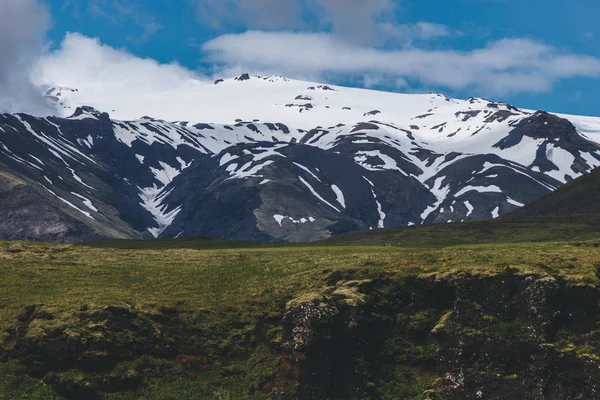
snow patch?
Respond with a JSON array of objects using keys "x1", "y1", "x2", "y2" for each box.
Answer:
[
  {"x1": 273, "y1": 214, "x2": 316, "y2": 226},
  {"x1": 507, "y1": 197, "x2": 525, "y2": 207},
  {"x1": 464, "y1": 201, "x2": 474, "y2": 217},
  {"x1": 293, "y1": 162, "x2": 321, "y2": 182},
  {"x1": 138, "y1": 185, "x2": 181, "y2": 237},
  {"x1": 28, "y1": 154, "x2": 45, "y2": 166},
  {"x1": 454, "y1": 185, "x2": 502, "y2": 198},
  {"x1": 228, "y1": 160, "x2": 274, "y2": 180},
  {"x1": 220, "y1": 152, "x2": 239, "y2": 166},
  {"x1": 150, "y1": 162, "x2": 180, "y2": 185},
  {"x1": 362, "y1": 176, "x2": 385, "y2": 228},
  {"x1": 354, "y1": 150, "x2": 407, "y2": 175},
  {"x1": 43, "y1": 186, "x2": 94, "y2": 220},
  {"x1": 421, "y1": 176, "x2": 450, "y2": 222},
  {"x1": 71, "y1": 192, "x2": 99, "y2": 212},
  {"x1": 544, "y1": 145, "x2": 577, "y2": 183},
  {"x1": 298, "y1": 176, "x2": 340, "y2": 212},
  {"x1": 67, "y1": 167, "x2": 95, "y2": 190},
  {"x1": 491, "y1": 206, "x2": 500, "y2": 218},
  {"x1": 331, "y1": 184, "x2": 346, "y2": 208}
]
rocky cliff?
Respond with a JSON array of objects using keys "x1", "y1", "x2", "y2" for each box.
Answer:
[{"x1": 2, "y1": 268, "x2": 598, "y2": 399}]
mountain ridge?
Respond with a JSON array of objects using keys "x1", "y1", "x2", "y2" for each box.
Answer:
[{"x1": 0, "y1": 74, "x2": 598, "y2": 243}]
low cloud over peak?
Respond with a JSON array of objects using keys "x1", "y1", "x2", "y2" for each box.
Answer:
[
  {"x1": 35, "y1": 33, "x2": 199, "y2": 91},
  {"x1": 0, "y1": 0, "x2": 52, "y2": 115},
  {"x1": 203, "y1": 31, "x2": 600, "y2": 96}
]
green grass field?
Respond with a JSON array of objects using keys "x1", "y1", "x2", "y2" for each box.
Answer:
[
  {"x1": 1, "y1": 220, "x2": 600, "y2": 399},
  {"x1": 2, "y1": 239, "x2": 599, "y2": 321}
]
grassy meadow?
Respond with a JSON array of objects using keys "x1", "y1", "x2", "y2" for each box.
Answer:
[
  {"x1": 1, "y1": 239, "x2": 599, "y2": 324},
  {"x1": 0, "y1": 221, "x2": 599, "y2": 399}
]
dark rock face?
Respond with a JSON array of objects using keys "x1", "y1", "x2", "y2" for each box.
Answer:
[
  {"x1": 285, "y1": 103, "x2": 314, "y2": 113},
  {"x1": 274, "y1": 281, "x2": 369, "y2": 399},
  {"x1": 436, "y1": 275, "x2": 600, "y2": 399},
  {"x1": 235, "y1": 73, "x2": 251, "y2": 81},
  {"x1": 497, "y1": 112, "x2": 581, "y2": 149},
  {"x1": 351, "y1": 122, "x2": 379, "y2": 133},
  {"x1": 421, "y1": 154, "x2": 560, "y2": 224},
  {"x1": 70, "y1": 106, "x2": 104, "y2": 119},
  {"x1": 307, "y1": 85, "x2": 336, "y2": 91},
  {"x1": 273, "y1": 273, "x2": 600, "y2": 399},
  {"x1": 0, "y1": 181, "x2": 106, "y2": 243}
]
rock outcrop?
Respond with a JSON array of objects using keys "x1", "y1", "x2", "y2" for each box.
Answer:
[
  {"x1": 274, "y1": 272, "x2": 600, "y2": 399},
  {"x1": 1, "y1": 271, "x2": 599, "y2": 399}
]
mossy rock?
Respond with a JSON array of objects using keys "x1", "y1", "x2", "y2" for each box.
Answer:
[{"x1": 431, "y1": 311, "x2": 452, "y2": 336}]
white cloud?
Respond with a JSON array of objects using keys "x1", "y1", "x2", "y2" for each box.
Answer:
[
  {"x1": 203, "y1": 31, "x2": 600, "y2": 95},
  {"x1": 33, "y1": 31, "x2": 599, "y2": 104},
  {"x1": 413, "y1": 22, "x2": 452, "y2": 40},
  {"x1": 35, "y1": 33, "x2": 200, "y2": 91},
  {"x1": 362, "y1": 74, "x2": 408, "y2": 90},
  {"x1": 0, "y1": 0, "x2": 52, "y2": 115},
  {"x1": 380, "y1": 22, "x2": 456, "y2": 45}
]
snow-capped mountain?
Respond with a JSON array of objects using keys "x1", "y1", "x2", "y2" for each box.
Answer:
[{"x1": 0, "y1": 74, "x2": 599, "y2": 242}]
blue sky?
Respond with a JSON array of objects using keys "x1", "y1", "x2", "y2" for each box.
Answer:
[{"x1": 34, "y1": 1, "x2": 600, "y2": 116}]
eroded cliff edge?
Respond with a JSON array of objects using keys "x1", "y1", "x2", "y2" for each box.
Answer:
[{"x1": 1, "y1": 267, "x2": 599, "y2": 399}]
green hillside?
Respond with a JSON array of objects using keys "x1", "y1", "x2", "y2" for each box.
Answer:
[{"x1": 507, "y1": 167, "x2": 600, "y2": 217}]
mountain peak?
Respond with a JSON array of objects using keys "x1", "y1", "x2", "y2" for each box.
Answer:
[
  {"x1": 68, "y1": 106, "x2": 106, "y2": 120},
  {"x1": 2, "y1": 74, "x2": 595, "y2": 243}
]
